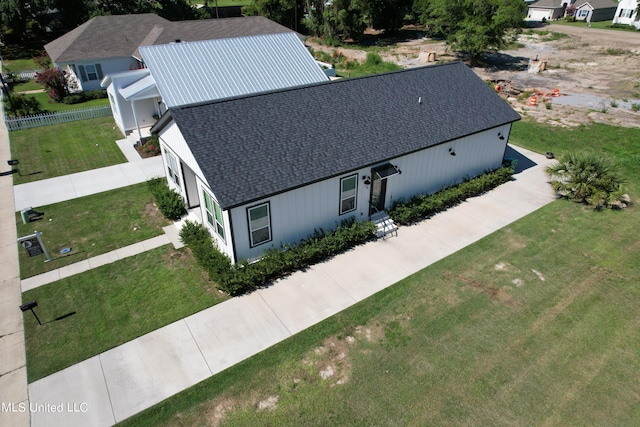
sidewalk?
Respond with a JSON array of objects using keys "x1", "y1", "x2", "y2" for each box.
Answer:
[
  {"x1": 13, "y1": 155, "x2": 163, "y2": 212},
  {"x1": 0, "y1": 103, "x2": 29, "y2": 427},
  {"x1": 27, "y1": 147, "x2": 557, "y2": 426}
]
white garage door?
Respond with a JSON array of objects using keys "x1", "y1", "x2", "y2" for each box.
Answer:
[{"x1": 527, "y1": 8, "x2": 552, "y2": 21}]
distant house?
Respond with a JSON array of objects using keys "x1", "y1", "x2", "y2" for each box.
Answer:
[
  {"x1": 152, "y1": 62, "x2": 521, "y2": 263},
  {"x1": 44, "y1": 14, "x2": 299, "y2": 92},
  {"x1": 574, "y1": 0, "x2": 619, "y2": 21},
  {"x1": 612, "y1": 0, "x2": 640, "y2": 28},
  {"x1": 103, "y1": 32, "x2": 329, "y2": 137},
  {"x1": 527, "y1": 0, "x2": 571, "y2": 21}
]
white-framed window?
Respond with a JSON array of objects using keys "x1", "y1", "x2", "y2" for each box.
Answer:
[
  {"x1": 164, "y1": 149, "x2": 181, "y2": 188},
  {"x1": 619, "y1": 9, "x2": 633, "y2": 18},
  {"x1": 203, "y1": 189, "x2": 225, "y2": 240},
  {"x1": 247, "y1": 202, "x2": 271, "y2": 247},
  {"x1": 578, "y1": 9, "x2": 589, "y2": 17},
  {"x1": 339, "y1": 174, "x2": 358, "y2": 215},
  {"x1": 78, "y1": 64, "x2": 103, "y2": 82}
]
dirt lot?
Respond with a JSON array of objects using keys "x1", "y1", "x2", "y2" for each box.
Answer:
[{"x1": 309, "y1": 25, "x2": 640, "y2": 128}]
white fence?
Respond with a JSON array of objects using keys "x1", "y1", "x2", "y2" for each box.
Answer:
[
  {"x1": 4, "y1": 106, "x2": 112, "y2": 131},
  {"x1": 2, "y1": 70, "x2": 40, "y2": 81}
]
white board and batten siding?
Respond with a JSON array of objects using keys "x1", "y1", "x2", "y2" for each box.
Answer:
[
  {"x1": 158, "y1": 122, "x2": 234, "y2": 260},
  {"x1": 230, "y1": 125, "x2": 512, "y2": 262}
]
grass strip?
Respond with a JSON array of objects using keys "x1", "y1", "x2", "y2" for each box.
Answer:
[
  {"x1": 16, "y1": 183, "x2": 170, "y2": 278},
  {"x1": 10, "y1": 116, "x2": 126, "y2": 184},
  {"x1": 23, "y1": 246, "x2": 229, "y2": 383}
]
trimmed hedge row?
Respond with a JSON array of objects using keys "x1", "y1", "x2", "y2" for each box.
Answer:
[
  {"x1": 389, "y1": 167, "x2": 514, "y2": 225},
  {"x1": 180, "y1": 217, "x2": 377, "y2": 296},
  {"x1": 147, "y1": 178, "x2": 187, "y2": 221}
]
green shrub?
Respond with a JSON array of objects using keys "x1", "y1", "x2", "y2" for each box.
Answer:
[
  {"x1": 632, "y1": 103, "x2": 640, "y2": 112},
  {"x1": 62, "y1": 90, "x2": 108, "y2": 104},
  {"x1": 389, "y1": 167, "x2": 514, "y2": 225},
  {"x1": 147, "y1": 178, "x2": 186, "y2": 220},
  {"x1": 178, "y1": 217, "x2": 376, "y2": 296},
  {"x1": 3, "y1": 93, "x2": 42, "y2": 117}
]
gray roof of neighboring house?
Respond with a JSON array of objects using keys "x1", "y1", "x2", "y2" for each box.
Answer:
[
  {"x1": 528, "y1": 0, "x2": 565, "y2": 9},
  {"x1": 575, "y1": 0, "x2": 618, "y2": 9},
  {"x1": 45, "y1": 14, "x2": 299, "y2": 63},
  {"x1": 167, "y1": 62, "x2": 521, "y2": 210},
  {"x1": 139, "y1": 32, "x2": 328, "y2": 108}
]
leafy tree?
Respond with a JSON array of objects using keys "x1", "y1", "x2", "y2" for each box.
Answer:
[
  {"x1": 35, "y1": 68, "x2": 68, "y2": 102},
  {"x1": 3, "y1": 94, "x2": 42, "y2": 117},
  {"x1": 0, "y1": 0, "x2": 53, "y2": 37},
  {"x1": 301, "y1": 0, "x2": 366, "y2": 41},
  {"x1": 416, "y1": 0, "x2": 527, "y2": 60},
  {"x1": 155, "y1": 0, "x2": 205, "y2": 20},
  {"x1": 243, "y1": 0, "x2": 305, "y2": 31},
  {"x1": 546, "y1": 153, "x2": 626, "y2": 209},
  {"x1": 366, "y1": 0, "x2": 412, "y2": 33}
]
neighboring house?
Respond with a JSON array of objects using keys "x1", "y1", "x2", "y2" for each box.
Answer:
[
  {"x1": 45, "y1": 13, "x2": 298, "y2": 92},
  {"x1": 104, "y1": 32, "x2": 329, "y2": 137},
  {"x1": 102, "y1": 69, "x2": 163, "y2": 137},
  {"x1": 527, "y1": 0, "x2": 570, "y2": 21},
  {"x1": 152, "y1": 62, "x2": 521, "y2": 264},
  {"x1": 612, "y1": 0, "x2": 640, "y2": 28},
  {"x1": 574, "y1": 0, "x2": 619, "y2": 21}
]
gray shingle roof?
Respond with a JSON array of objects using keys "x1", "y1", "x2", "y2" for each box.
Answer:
[
  {"x1": 140, "y1": 32, "x2": 328, "y2": 108},
  {"x1": 45, "y1": 14, "x2": 299, "y2": 63},
  {"x1": 576, "y1": 0, "x2": 618, "y2": 9},
  {"x1": 169, "y1": 62, "x2": 521, "y2": 210}
]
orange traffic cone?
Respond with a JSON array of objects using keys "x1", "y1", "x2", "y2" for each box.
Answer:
[
  {"x1": 553, "y1": 88, "x2": 560, "y2": 97},
  {"x1": 529, "y1": 95, "x2": 537, "y2": 106}
]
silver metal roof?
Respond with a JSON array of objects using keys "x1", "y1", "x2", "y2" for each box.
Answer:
[
  {"x1": 119, "y1": 74, "x2": 160, "y2": 101},
  {"x1": 139, "y1": 32, "x2": 328, "y2": 108}
]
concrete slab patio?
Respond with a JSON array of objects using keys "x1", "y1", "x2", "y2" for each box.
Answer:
[{"x1": 27, "y1": 146, "x2": 558, "y2": 426}]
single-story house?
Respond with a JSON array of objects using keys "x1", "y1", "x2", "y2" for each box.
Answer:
[
  {"x1": 527, "y1": 0, "x2": 571, "y2": 21},
  {"x1": 45, "y1": 13, "x2": 299, "y2": 92},
  {"x1": 612, "y1": 0, "x2": 640, "y2": 28},
  {"x1": 103, "y1": 32, "x2": 329, "y2": 138},
  {"x1": 574, "y1": 0, "x2": 619, "y2": 21},
  {"x1": 152, "y1": 62, "x2": 521, "y2": 263},
  {"x1": 101, "y1": 69, "x2": 163, "y2": 137}
]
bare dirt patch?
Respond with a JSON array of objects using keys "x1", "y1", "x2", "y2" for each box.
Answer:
[
  {"x1": 310, "y1": 25, "x2": 640, "y2": 128},
  {"x1": 445, "y1": 271, "x2": 520, "y2": 306}
]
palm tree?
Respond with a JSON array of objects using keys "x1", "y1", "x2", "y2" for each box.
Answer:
[{"x1": 546, "y1": 152, "x2": 625, "y2": 209}]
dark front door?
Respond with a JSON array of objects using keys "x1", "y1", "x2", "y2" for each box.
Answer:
[{"x1": 369, "y1": 168, "x2": 387, "y2": 215}]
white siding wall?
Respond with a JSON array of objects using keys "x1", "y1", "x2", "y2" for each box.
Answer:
[
  {"x1": 70, "y1": 57, "x2": 140, "y2": 91},
  {"x1": 613, "y1": 0, "x2": 639, "y2": 26},
  {"x1": 159, "y1": 121, "x2": 206, "y2": 180},
  {"x1": 230, "y1": 125, "x2": 511, "y2": 262},
  {"x1": 196, "y1": 177, "x2": 234, "y2": 260}
]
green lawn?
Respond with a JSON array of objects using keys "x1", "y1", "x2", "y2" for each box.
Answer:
[
  {"x1": 16, "y1": 183, "x2": 170, "y2": 279},
  {"x1": 9, "y1": 116, "x2": 126, "y2": 184},
  {"x1": 23, "y1": 245, "x2": 229, "y2": 383},
  {"x1": 12, "y1": 80, "x2": 43, "y2": 92},
  {"x1": 551, "y1": 19, "x2": 640, "y2": 32},
  {"x1": 117, "y1": 121, "x2": 640, "y2": 426},
  {"x1": 29, "y1": 91, "x2": 111, "y2": 112},
  {"x1": 2, "y1": 57, "x2": 41, "y2": 72}
]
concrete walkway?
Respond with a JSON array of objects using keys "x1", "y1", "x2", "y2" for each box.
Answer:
[
  {"x1": 0, "y1": 105, "x2": 29, "y2": 426},
  {"x1": 26, "y1": 147, "x2": 557, "y2": 426},
  {"x1": 14, "y1": 156, "x2": 163, "y2": 212}
]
